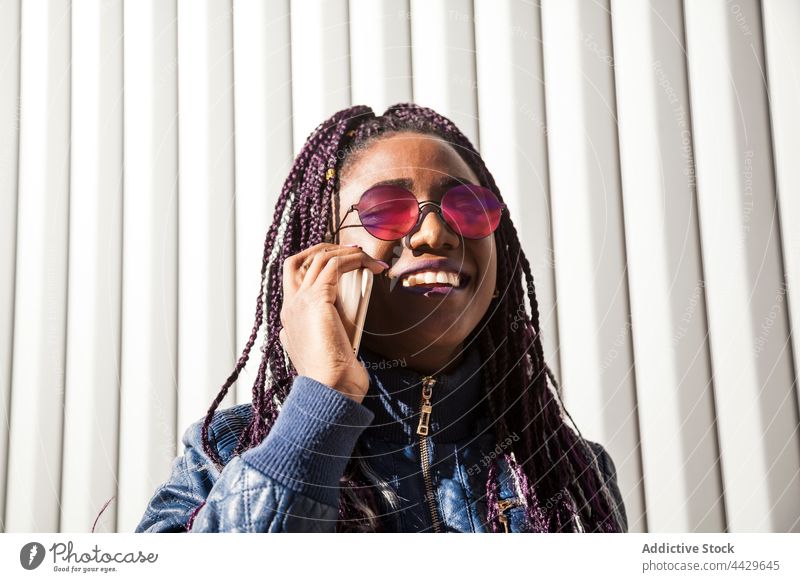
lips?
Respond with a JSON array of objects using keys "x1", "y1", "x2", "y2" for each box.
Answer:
[
  {"x1": 402, "y1": 270, "x2": 463, "y2": 288},
  {"x1": 395, "y1": 271, "x2": 472, "y2": 296},
  {"x1": 399, "y1": 281, "x2": 468, "y2": 296},
  {"x1": 386, "y1": 257, "x2": 473, "y2": 297},
  {"x1": 394, "y1": 258, "x2": 470, "y2": 281}
]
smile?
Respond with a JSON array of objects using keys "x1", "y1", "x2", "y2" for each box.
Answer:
[
  {"x1": 402, "y1": 270, "x2": 462, "y2": 287},
  {"x1": 396, "y1": 270, "x2": 471, "y2": 296}
]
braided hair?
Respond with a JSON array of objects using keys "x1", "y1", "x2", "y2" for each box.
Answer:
[{"x1": 199, "y1": 103, "x2": 624, "y2": 533}]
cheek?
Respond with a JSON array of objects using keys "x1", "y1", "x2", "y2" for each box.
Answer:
[
  {"x1": 337, "y1": 227, "x2": 372, "y2": 249},
  {"x1": 471, "y1": 241, "x2": 497, "y2": 294}
]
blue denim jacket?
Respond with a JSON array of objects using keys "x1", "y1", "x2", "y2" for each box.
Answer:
[{"x1": 135, "y1": 344, "x2": 627, "y2": 533}]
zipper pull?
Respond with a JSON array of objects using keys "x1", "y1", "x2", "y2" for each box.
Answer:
[
  {"x1": 416, "y1": 375, "x2": 436, "y2": 436},
  {"x1": 497, "y1": 498, "x2": 523, "y2": 533}
]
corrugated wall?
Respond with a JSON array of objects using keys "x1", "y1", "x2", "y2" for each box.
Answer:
[{"x1": 0, "y1": 0, "x2": 797, "y2": 533}]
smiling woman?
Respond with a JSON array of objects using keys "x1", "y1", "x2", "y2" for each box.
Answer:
[
  {"x1": 329, "y1": 131, "x2": 501, "y2": 375},
  {"x1": 133, "y1": 103, "x2": 627, "y2": 533}
]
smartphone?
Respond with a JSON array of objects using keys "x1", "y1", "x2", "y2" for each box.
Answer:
[{"x1": 334, "y1": 268, "x2": 374, "y2": 355}]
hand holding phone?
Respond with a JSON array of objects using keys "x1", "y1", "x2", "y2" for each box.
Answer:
[{"x1": 279, "y1": 243, "x2": 385, "y2": 403}]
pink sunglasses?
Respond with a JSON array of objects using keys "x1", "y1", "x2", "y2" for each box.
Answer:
[{"x1": 332, "y1": 183, "x2": 506, "y2": 241}]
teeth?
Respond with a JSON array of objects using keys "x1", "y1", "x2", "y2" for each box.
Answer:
[{"x1": 400, "y1": 270, "x2": 462, "y2": 288}]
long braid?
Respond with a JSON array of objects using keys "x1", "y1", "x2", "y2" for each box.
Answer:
[
  {"x1": 199, "y1": 132, "x2": 303, "y2": 468},
  {"x1": 485, "y1": 454, "x2": 501, "y2": 532},
  {"x1": 200, "y1": 103, "x2": 623, "y2": 533},
  {"x1": 375, "y1": 104, "x2": 622, "y2": 532}
]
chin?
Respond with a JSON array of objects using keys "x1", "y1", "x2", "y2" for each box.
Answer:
[{"x1": 410, "y1": 320, "x2": 472, "y2": 345}]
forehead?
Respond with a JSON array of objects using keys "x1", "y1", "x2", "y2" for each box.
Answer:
[{"x1": 340, "y1": 132, "x2": 479, "y2": 190}]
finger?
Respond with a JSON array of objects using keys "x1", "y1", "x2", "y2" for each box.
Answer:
[
  {"x1": 279, "y1": 326, "x2": 288, "y2": 349},
  {"x1": 300, "y1": 247, "x2": 387, "y2": 292},
  {"x1": 310, "y1": 251, "x2": 388, "y2": 297},
  {"x1": 283, "y1": 242, "x2": 338, "y2": 297},
  {"x1": 299, "y1": 246, "x2": 364, "y2": 290}
]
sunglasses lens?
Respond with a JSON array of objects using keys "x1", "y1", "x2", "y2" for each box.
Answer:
[
  {"x1": 357, "y1": 186, "x2": 419, "y2": 240},
  {"x1": 441, "y1": 185, "x2": 503, "y2": 239}
]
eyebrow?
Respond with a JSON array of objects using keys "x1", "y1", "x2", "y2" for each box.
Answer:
[{"x1": 368, "y1": 176, "x2": 476, "y2": 191}]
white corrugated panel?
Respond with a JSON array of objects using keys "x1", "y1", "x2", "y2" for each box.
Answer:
[
  {"x1": 611, "y1": 0, "x2": 724, "y2": 532},
  {"x1": 175, "y1": 0, "x2": 238, "y2": 453},
  {"x1": 540, "y1": 0, "x2": 645, "y2": 531},
  {"x1": 232, "y1": 0, "x2": 294, "y2": 405},
  {"x1": 116, "y1": 0, "x2": 180, "y2": 533},
  {"x1": 410, "y1": 0, "x2": 480, "y2": 148},
  {"x1": 0, "y1": 0, "x2": 20, "y2": 533},
  {"x1": 474, "y1": 0, "x2": 562, "y2": 384},
  {"x1": 763, "y1": 0, "x2": 800, "y2": 402},
  {"x1": 60, "y1": 0, "x2": 123, "y2": 533},
  {"x1": 349, "y1": 0, "x2": 413, "y2": 114},
  {"x1": 290, "y1": 0, "x2": 352, "y2": 156},
  {"x1": 684, "y1": 0, "x2": 800, "y2": 532},
  {"x1": 5, "y1": 0, "x2": 71, "y2": 532}
]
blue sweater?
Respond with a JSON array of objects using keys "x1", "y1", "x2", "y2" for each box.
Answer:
[{"x1": 135, "y1": 344, "x2": 627, "y2": 532}]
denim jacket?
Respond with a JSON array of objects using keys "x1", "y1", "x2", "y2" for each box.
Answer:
[{"x1": 135, "y1": 344, "x2": 628, "y2": 533}]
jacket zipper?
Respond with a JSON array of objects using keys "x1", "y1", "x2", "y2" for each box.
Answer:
[
  {"x1": 497, "y1": 497, "x2": 524, "y2": 533},
  {"x1": 415, "y1": 374, "x2": 443, "y2": 533}
]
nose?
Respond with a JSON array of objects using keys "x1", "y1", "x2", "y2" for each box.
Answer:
[{"x1": 405, "y1": 202, "x2": 461, "y2": 250}]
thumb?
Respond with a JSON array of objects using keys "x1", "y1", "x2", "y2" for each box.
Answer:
[{"x1": 278, "y1": 327, "x2": 288, "y2": 349}]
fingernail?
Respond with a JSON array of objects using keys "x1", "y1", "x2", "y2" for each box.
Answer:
[
  {"x1": 376, "y1": 260, "x2": 390, "y2": 268},
  {"x1": 344, "y1": 243, "x2": 360, "y2": 248}
]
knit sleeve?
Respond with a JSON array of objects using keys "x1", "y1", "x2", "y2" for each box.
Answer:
[{"x1": 134, "y1": 376, "x2": 375, "y2": 532}]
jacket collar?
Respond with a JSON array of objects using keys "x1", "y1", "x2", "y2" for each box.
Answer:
[{"x1": 356, "y1": 343, "x2": 487, "y2": 443}]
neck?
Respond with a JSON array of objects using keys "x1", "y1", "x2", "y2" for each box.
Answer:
[
  {"x1": 356, "y1": 342, "x2": 487, "y2": 443},
  {"x1": 360, "y1": 339, "x2": 465, "y2": 375}
]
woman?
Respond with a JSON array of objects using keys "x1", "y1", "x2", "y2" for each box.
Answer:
[{"x1": 135, "y1": 103, "x2": 628, "y2": 533}]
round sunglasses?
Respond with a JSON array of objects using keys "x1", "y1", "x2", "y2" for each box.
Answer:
[{"x1": 331, "y1": 183, "x2": 506, "y2": 241}]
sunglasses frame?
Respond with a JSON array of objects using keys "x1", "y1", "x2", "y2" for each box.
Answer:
[{"x1": 331, "y1": 184, "x2": 507, "y2": 242}]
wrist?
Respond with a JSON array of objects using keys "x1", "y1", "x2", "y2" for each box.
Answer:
[
  {"x1": 241, "y1": 375, "x2": 375, "y2": 508},
  {"x1": 333, "y1": 382, "x2": 367, "y2": 404},
  {"x1": 310, "y1": 373, "x2": 367, "y2": 404}
]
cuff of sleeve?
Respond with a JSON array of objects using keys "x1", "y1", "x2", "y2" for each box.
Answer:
[{"x1": 240, "y1": 375, "x2": 375, "y2": 508}]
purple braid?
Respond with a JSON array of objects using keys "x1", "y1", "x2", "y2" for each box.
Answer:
[
  {"x1": 199, "y1": 102, "x2": 624, "y2": 533},
  {"x1": 485, "y1": 455, "x2": 501, "y2": 532}
]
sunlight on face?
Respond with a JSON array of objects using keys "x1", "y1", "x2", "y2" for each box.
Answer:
[{"x1": 335, "y1": 132, "x2": 498, "y2": 365}]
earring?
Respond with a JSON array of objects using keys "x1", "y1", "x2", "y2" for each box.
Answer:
[{"x1": 492, "y1": 288, "x2": 500, "y2": 299}]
